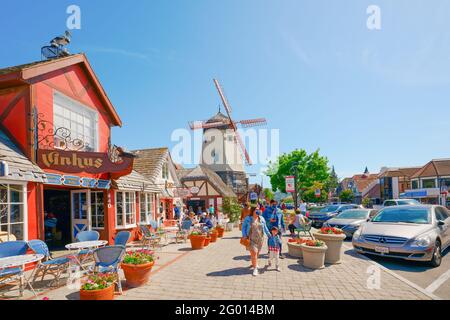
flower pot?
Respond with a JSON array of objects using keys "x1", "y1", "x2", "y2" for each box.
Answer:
[
  {"x1": 313, "y1": 232, "x2": 346, "y2": 264},
  {"x1": 121, "y1": 261, "x2": 155, "y2": 288},
  {"x1": 216, "y1": 227, "x2": 225, "y2": 238},
  {"x1": 190, "y1": 234, "x2": 206, "y2": 250},
  {"x1": 209, "y1": 231, "x2": 218, "y2": 243},
  {"x1": 204, "y1": 237, "x2": 211, "y2": 247},
  {"x1": 287, "y1": 242, "x2": 303, "y2": 258},
  {"x1": 300, "y1": 244, "x2": 328, "y2": 269},
  {"x1": 226, "y1": 222, "x2": 234, "y2": 232},
  {"x1": 80, "y1": 284, "x2": 115, "y2": 300}
]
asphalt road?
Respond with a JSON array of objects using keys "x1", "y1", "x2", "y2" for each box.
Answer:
[{"x1": 348, "y1": 241, "x2": 450, "y2": 300}]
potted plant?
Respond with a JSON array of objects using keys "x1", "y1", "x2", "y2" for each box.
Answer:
[
  {"x1": 204, "y1": 233, "x2": 211, "y2": 247},
  {"x1": 79, "y1": 273, "x2": 116, "y2": 300},
  {"x1": 313, "y1": 227, "x2": 346, "y2": 264},
  {"x1": 121, "y1": 249, "x2": 155, "y2": 287},
  {"x1": 216, "y1": 225, "x2": 225, "y2": 238},
  {"x1": 189, "y1": 231, "x2": 206, "y2": 250},
  {"x1": 287, "y1": 237, "x2": 311, "y2": 258},
  {"x1": 300, "y1": 240, "x2": 328, "y2": 269},
  {"x1": 209, "y1": 229, "x2": 218, "y2": 243}
]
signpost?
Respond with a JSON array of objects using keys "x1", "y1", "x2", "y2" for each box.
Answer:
[
  {"x1": 315, "y1": 188, "x2": 321, "y2": 198},
  {"x1": 285, "y1": 176, "x2": 295, "y2": 193}
]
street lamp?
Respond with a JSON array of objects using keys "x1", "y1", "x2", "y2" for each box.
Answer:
[{"x1": 290, "y1": 162, "x2": 299, "y2": 209}]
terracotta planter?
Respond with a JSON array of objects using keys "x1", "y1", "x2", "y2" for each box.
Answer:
[
  {"x1": 216, "y1": 227, "x2": 225, "y2": 238},
  {"x1": 204, "y1": 237, "x2": 211, "y2": 247},
  {"x1": 80, "y1": 284, "x2": 115, "y2": 300},
  {"x1": 190, "y1": 234, "x2": 206, "y2": 250},
  {"x1": 226, "y1": 222, "x2": 234, "y2": 232},
  {"x1": 313, "y1": 232, "x2": 346, "y2": 264},
  {"x1": 121, "y1": 261, "x2": 155, "y2": 287},
  {"x1": 209, "y1": 231, "x2": 218, "y2": 243},
  {"x1": 300, "y1": 244, "x2": 328, "y2": 269}
]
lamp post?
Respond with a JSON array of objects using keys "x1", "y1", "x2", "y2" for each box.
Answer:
[{"x1": 290, "y1": 162, "x2": 299, "y2": 209}]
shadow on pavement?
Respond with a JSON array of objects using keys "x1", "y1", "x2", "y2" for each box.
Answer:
[{"x1": 206, "y1": 267, "x2": 252, "y2": 277}]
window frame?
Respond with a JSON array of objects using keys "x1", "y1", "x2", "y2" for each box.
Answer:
[
  {"x1": 139, "y1": 192, "x2": 155, "y2": 225},
  {"x1": 115, "y1": 191, "x2": 136, "y2": 229},
  {"x1": 91, "y1": 191, "x2": 105, "y2": 230},
  {"x1": 0, "y1": 181, "x2": 27, "y2": 242}
]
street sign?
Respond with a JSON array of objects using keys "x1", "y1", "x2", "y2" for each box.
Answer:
[
  {"x1": 250, "y1": 192, "x2": 258, "y2": 201},
  {"x1": 285, "y1": 176, "x2": 295, "y2": 193}
]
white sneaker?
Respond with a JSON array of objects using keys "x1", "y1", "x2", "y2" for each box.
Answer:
[
  {"x1": 276, "y1": 266, "x2": 281, "y2": 272},
  {"x1": 252, "y1": 268, "x2": 259, "y2": 276}
]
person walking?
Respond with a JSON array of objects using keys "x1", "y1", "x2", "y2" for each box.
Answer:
[
  {"x1": 267, "y1": 226, "x2": 282, "y2": 271},
  {"x1": 242, "y1": 206, "x2": 270, "y2": 276},
  {"x1": 240, "y1": 202, "x2": 251, "y2": 230}
]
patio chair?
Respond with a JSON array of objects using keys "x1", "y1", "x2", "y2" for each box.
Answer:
[
  {"x1": 139, "y1": 225, "x2": 161, "y2": 250},
  {"x1": 176, "y1": 220, "x2": 192, "y2": 243},
  {"x1": 114, "y1": 231, "x2": 131, "y2": 247},
  {"x1": 295, "y1": 220, "x2": 314, "y2": 238},
  {"x1": 75, "y1": 230, "x2": 100, "y2": 265},
  {"x1": 27, "y1": 240, "x2": 71, "y2": 287},
  {"x1": 0, "y1": 241, "x2": 28, "y2": 296},
  {"x1": 92, "y1": 246, "x2": 126, "y2": 294}
]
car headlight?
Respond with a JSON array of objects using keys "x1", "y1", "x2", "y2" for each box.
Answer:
[
  {"x1": 411, "y1": 235, "x2": 432, "y2": 247},
  {"x1": 353, "y1": 229, "x2": 362, "y2": 240}
]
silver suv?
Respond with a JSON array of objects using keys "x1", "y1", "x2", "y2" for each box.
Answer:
[
  {"x1": 382, "y1": 199, "x2": 421, "y2": 207},
  {"x1": 352, "y1": 205, "x2": 450, "y2": 267}
]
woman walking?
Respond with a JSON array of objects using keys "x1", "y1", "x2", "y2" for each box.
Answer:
[{"x1": 242, "y1": 206, "x2": 271, "y2": 276}]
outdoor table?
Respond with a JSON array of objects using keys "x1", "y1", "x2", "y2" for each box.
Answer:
[
  {"x1": 0, "y1": 254, "x2": 44, "y2": 296},
  {"x1": 65, "y1": 240, "x2": 108, "y2": 270}
]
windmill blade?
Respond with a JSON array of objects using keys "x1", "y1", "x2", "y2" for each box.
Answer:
[
  {"x1": 237, "y1": 118, "x2": 267, "y2": 128},
  {"x1": 213, "y1": 79, "x2": 234, "y2": 124},
  {"x1": 189, "y1": 120, "x2": 229, "y2": 130},
  {"x1": 234, "y1": 130, "x2": 252, "y2": 165}
]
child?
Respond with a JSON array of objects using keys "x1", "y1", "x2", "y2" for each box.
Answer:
[{"x1": 267, "y1": 226, "x2": 282, "y2": 272}]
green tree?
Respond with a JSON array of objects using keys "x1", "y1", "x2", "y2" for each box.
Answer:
[
  {"x1": 324, "y1": 165, "x2": 339, "y2": 194},
  {"x1": 263, "y1": 188, "x2": 274, "y2": 201},
  {"x1": 302, "y1": 182, "x2": 328, "y2": 203},
  {"x1": 221, "y1": 197, "x2": 242, "y2": 223},
  {"x1": 266, "y1": 149, "x2": 330, "y2": 197},
  {"x1": 339, "y1": 190, "x2": 354, "y2": 203}
]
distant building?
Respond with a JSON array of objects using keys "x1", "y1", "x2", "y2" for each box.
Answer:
[
  {"x1": 338, "y1": 168, "x2": 379, "y2": 204},
  {"x1": 378, "y1": 166, "x2": 422, "y2": 202}
]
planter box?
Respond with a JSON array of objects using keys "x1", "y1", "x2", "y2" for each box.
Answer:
[
  {"x1": 190, "y1": 234, "x2": 206, "y2": 250},
  {"x1": 80, "y1": 284, "x2": 115, "y2": 300},
  {"x1": 287, "y1": 242, "x2": 303, "y2": 258},
  {"x1": 122, "y1": 261, "x2": 155, "y2": 288},
  {"x1": 216, "y1": 227, "x2": 225, "y2": 238},
  {"x1": 209, "y1": 231, "x2": 218, "y2": 243},
  {"x1": 204, "y1": 237, "x2": 211, "y2": 247},
  {"x1": 313, "y1": 232, "x2": 346, "y2": 264},
  {"x1": 300, "y1": 244, "x2": 328, "y2": 269}
]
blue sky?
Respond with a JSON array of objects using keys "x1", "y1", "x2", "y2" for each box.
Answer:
[{"x1": 1, "y1": 0, "x2": 450, "y2": 186}]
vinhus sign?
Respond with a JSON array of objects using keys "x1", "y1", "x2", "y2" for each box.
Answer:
[{"x1": 37, "y1": 149, "x2": 134, "y2": 174}]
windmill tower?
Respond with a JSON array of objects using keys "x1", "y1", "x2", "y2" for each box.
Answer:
[{"x1": 189, "y1": 79, "x2": 267, "y2": 199}]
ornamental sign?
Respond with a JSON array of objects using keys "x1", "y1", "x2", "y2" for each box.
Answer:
[
  {"x1": 37, "y1": 149, "x2": 133, "y2": 174},
  {"x1": 285, "y1": 176, "x2": 295, "y2": 193}
]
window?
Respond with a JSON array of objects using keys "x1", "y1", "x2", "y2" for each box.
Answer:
[
  {"x1": 412, "y1": 180, "x2": 419, "y2": 190},
  {"x1": 53, "y1": 92, "x2": 98, "y2": 152},
  {"x1": 422, "y1": 179, "x2": 436, "y2": 188},
  {"x1": 0, "y1": 184, "x2": 26, "y2": 241},
  {"x1": 162, "y1": 163, "x2": 169, "y2": 179},
  {"x1": 91, "y1": 192, "x2": 105, "y2": 229},
  {"x1": 435, "y1": 207, "x2": 449, "y2": 221},
  {"x1": 140, "y1": 193, "x2": 155, "y2": 224},
  {"x1": 116, "y1": 191, "x2": 136, "y2": 228}
]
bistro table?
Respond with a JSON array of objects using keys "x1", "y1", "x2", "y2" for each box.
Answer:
[
  {"x1": 0, "y1": 254, "x2": 44, "y2": 297},
  {"x1": 65, "y1": 240, "x2": 108, "y2": 270}
]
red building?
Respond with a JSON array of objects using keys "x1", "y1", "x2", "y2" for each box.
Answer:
[{"x1": 0, "y1": 54, "x2": 159, "y2": 247}]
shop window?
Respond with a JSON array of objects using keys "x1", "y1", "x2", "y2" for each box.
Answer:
[
  {"x1": 411, "y1": 180, "x2": 419, "y2": 190},
  {"x1": 0, "y1": 184, "x2": 26, "y2": 241},
  {"x1": 140, "y1": 193, "x2": 155, "y2": 224},
  {"x1": 91, "y1": 191, "x2": 105, "y2": 229},
  {"x1": 53, "y1": 91, "x2": 98, "y2": 152},
  {"x1": 422, "y1": 179, "x2": 436, "y2": 189},
  {"x1": 116, "y1": 191, "x2": 136, "y2": 228}
]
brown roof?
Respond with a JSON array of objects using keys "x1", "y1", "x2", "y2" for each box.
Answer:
[
  {"x1": 365, "y1": 182, "x2": 381, "y2": 199},
  {"x1": 412, "y1": 159, "x2": 450, "y2": 178},
  {"x1": 0, "y1": 54, "x2": 122, "y2": 126},
  {"x1": 179, "y1": 165, "x2": 236, "y2": 198},
  {"x1": 352, "y1": 174, "x2": 379, "y2": 193},
  {"x1": 132, "y1": 148, "x2": 169, "y2": 182},
  {"x1": 378, "y1": 167, "x2": 422, "y2": 178}
]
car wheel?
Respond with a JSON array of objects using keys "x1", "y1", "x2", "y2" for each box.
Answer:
[{"x1": 429, "y1": 241, "x2": 442, "y2": 268}]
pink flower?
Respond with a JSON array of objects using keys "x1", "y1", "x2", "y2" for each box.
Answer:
[{"x1": 43, "y1": 297, "x2": 49, "y2": 300}]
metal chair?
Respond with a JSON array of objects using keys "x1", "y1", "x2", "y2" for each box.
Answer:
[
  {"x1": 0, "y1": 241, "x2": 28, "y2": 296},
  {"x1": 139, "y1": 225, "x2": 161, "y2": 250},
  {"x1": 295, "y1": 220, "x2": 314, "y2": 238},
  {"x1": 92, "y1": 246, "x2": 126, "y2": 294},
  {"x1": 28, "y1": 240, "x2": 71, "y2": 287},
  {"x1": 114, "y1": 231, "x2": 131, "y2": 247},
  {"x1": 75, "y1": 230, "x2": 100, "y2": 265},
  {"x1": 176, "y1": 220, "x2": 192, "y2": 243}
]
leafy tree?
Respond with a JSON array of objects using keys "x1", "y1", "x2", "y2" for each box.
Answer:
[
  {"x1": 263, "y1": 188, "x2": 274, "y2": 201},
  {"x1": 302, "y1": 182, "x2": 328, "y2": 203},
  {"x1": 324, "y1": 166, "x2": 339, "y2": 194},
  {"x1": 339, "y1": 190, "x2": 354, "y2": 203},
  {"x1": 222, "y1": 197, "x2": 242, "y2": 223},
  {"x1": 266, "y1": 149, "x2": 330, "y2": 197},
  {"x1": 362, "y1": 197, "x2": 372, "y2": 208}
]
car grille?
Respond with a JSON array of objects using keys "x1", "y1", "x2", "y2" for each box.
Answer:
[
  {"x1": 363, "y1": 234, "x2": 408, "y2": 245},
  {"x1": 355, "y1": 247, "x2": 411, "y2": 257}
]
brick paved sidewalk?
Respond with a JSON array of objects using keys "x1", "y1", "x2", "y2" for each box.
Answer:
[{"x1": 23, "y1": 228, "x2": 434, "y2": 300}]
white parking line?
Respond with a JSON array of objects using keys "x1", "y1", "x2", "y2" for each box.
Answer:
[
  {"x1": 425, "y1": 268, "x2": 450, "y2": 294},
  {"x1": 342, "y1": 244, "x2": 441, "y2": 300}
]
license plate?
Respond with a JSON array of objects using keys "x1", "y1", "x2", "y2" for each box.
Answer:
[{"x1": 375, "y1": 246, "x2": 389, "y2": 254}]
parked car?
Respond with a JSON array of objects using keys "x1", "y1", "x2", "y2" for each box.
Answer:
[
  {"x1": 382, "y1": 199, "x2": 421, "y2": 207},
  {"x1": 309, "y1": 204, "x2": 361, "y2": 228},
  {"x1": 323, "y1": 209, "x2": 378, "y2": 238},
  {"x1": 352, "y1": 205, "x2": 450, "y2": 267}
]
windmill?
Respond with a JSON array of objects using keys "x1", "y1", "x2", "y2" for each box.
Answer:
[{"x1": 189, "y1": 79, "x2": 267, "y2": 166}]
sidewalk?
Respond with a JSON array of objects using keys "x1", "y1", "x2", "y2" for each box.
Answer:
[{"x1": 18, "y1": 228, "x2": 434, "y2": 300}]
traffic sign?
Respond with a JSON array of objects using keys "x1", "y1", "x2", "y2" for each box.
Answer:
[{"x1": 285, "y1": 176, "x2": 295, "y2": 193}]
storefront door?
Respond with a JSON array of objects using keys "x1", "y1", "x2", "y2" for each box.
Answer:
[{"x1": 71, "y1": 190, "x2": 91, "y2": 242}]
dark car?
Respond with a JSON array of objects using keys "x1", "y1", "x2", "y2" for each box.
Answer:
[
  {"x1": 309, "y1": 204, "x2": 362, "y2": 228},
  {"x1": 323, "y1": 209, "x2": 378, "y2": 238}
]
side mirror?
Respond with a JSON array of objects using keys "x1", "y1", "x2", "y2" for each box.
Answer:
[{"x1": 366, "y1": 218, "x2": 371, "y2": 222}]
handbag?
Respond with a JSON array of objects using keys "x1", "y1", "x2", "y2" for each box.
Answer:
[{"x1": 240, "y1": 217, "x2": 252, "y2": 247}]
